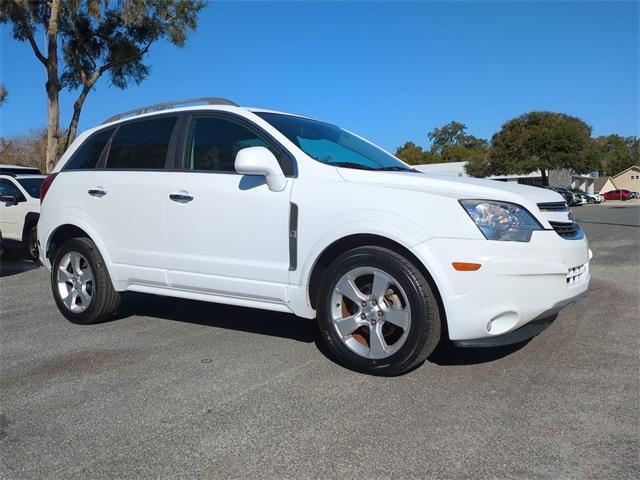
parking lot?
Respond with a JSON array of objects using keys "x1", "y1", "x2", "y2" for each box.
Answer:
[{"x1": 1, "y1": 202, "x2": 638, "y2": 479}]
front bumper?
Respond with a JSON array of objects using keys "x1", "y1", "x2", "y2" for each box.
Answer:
[{"x1": 412, "y1": 230, "x2": 591, "y2": 342}]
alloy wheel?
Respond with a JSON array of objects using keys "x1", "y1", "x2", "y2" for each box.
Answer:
[
  {"x1": 56, "y1": 251, "x2": 94, "y2": 313},
  {"x1": 330, "y1": 267, "x2": 411, "y2": 359}
]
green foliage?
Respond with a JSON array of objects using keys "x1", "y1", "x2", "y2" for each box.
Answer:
[
  {"x1": 0, "y1": 1, "x2": 207, "y2": 92},
  {"x1": 464, "y1": 156, "x2": 490, "y2": 177},
  {"x1": 488, "y1": 112, "x2": 598, "y2": 179},
  {"x1": 395, "y1": 121, "x2": 489, "y2": 166},
  {"x1": 395, "y1": 141, "x2": 439, "y2": 165},
  {"x1": 593, "y1": 135, "x2": 639, "y2": 176},
  {"x1": 428, "y1": 121, "x2": 488, "y2": 163}
]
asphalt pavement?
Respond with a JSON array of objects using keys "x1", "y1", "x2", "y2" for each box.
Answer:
[{"x1": 1, "y1": 201, "x2": 638, "y2": 479}]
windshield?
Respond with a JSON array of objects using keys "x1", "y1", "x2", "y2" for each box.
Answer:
[
  {"x1": 17, "y1": 177, "x2": 44, "y2": 198},
  {"x1": 256, "y1": 112, "x2": 415, "y2": 172}
]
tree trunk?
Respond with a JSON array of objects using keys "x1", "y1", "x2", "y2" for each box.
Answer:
[
  {"x1": 64, "y1": 85, "x2": 91, "y2": 152},
  {"x1": 45, "y1": 0, "x2": 62, "y2": 173},
  {"x1": 540, "y1": 168, "x2": 549, "y2": 186}
]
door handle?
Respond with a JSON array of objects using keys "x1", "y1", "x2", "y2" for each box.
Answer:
[
  {"x1": 169, "y1": 192, "x2": 194, "y2": 203},
  {"x1": 88, "y1": 187, "x2": 107, "y2": 197}
]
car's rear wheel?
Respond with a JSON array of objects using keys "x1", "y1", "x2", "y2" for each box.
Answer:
[
  {"x1": 24, "y1": 224, "x2": 39, "y2": 262},
  {"x1": 51, "y1": 237, "x2": 120, "y2": 324},
  {"x1": 317, "y1": 246, "x2": 441, "y2": 376}
]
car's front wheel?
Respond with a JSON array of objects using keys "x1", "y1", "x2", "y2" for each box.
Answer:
[
  {"x1": 317, "y1": 246, "x2": 441, "y2": 376},
  {"x1": 51, "y1": 237, "x2": 120, "y2": 324}
]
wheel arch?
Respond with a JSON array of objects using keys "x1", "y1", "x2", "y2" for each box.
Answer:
[
  {"x1": 45, "y1": 221, "x2": 119, "y2": 289},
  {"x1": 22, "y1": 212, "x2": 40, "y2": 243},
  {"x1": 306, "y1": 234, "x2": 447, "y2": 334}
]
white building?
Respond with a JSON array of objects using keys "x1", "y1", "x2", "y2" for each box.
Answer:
[{"x1": 414, "y1": 161, "x2": 597, "y2": 193}]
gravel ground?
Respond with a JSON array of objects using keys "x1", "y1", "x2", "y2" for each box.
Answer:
[{"x1": 1, "y1": 201, "x2": 638, "y2": 479}]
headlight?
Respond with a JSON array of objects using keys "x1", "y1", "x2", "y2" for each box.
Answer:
[{"x1": 460, "y1": 200, "x2": 542, "y2": 242}]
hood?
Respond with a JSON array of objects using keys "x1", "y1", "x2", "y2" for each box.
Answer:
[{"x1": 336, "y1": 169, "x2": 565, "y2": 206}]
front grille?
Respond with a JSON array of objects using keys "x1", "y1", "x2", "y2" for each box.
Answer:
[
  {"x1": 549, "y1": 221, "x2": 580, "y2": 239},
  {"x1": 537, "y1": 201, "x2": 569, "y2": 212},
  {"x1": 566, "y1": 264, "x2": 588, "y2": 286}
]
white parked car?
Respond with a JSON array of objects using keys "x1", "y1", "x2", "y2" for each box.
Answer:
[
  {"x1": 0, "y1": 168, "x2": 45, "y2": 261},
  {"x1": 38, "y1": 98, "x2": 591, "y2": 375}
]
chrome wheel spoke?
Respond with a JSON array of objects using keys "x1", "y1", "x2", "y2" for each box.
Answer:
[
  {"x1": 81, "y1": 269, "x2": 93, "y2": 284},
  {"x1": 63, "y1": 291, "x2": 77, "y2": 309},
  {"x1": 334, "y1": 314, "x2": 361, "y2": 338},
  {"x1": 370, "y1": 271, "x2": 390, "y2": 299},
  {"x1": 70, "y1": 252, "x2": 83, "y2": 275},
  {"x1": 368, "y1": 324, "x2": 388, "y2": 358},
  {"x1": 79, "y1": 287, "x2": 92, "y2": 305},
  {"x1": 335, "y1": 276, "x2": 366, "y2": 303},
  {"x1": 58, "y1": 267, "x2": 73, "y2": 283},
  {"x1": 384, "y1": 308, "x2": 410, "y2": 330}
]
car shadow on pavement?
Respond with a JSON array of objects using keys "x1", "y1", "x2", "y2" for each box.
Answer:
[
  {"x1": 116, "y1": 292, "x2": 531, "y2": 368},
  {"x1": 428, "y1": 339, "x2": 530, "y2": 366},
  {"x1": 116, "y1": 292, "x2": 318, "y2": 343},
  {"x1": 0, "y1": 254, "x2": 40, "y2": 278}
]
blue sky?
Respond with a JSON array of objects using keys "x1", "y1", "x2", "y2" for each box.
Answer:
[{"x1": 1, "y1": 1, "x2": 638, "y2": 151}]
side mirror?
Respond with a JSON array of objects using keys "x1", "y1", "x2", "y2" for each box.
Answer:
[
  {"x1": 0, "y1": 194, "x2": 19, "y2": 205},
  {"x1": 235, "y1": 146, "x2": 287, "y2": 192}
]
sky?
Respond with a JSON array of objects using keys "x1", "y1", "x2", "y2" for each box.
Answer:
[{"x1": 0, "y1": 0, "x2": 638, "y2": 152}]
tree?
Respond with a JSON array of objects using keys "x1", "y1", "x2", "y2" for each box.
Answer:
[
  {"x1": 0, "y1": 129, "x2": 48, "y2": 172},
  {"x1": 0, "y1": 83, "x2": 7, "y2": 106},
  {"x1": 487, "y1": 111, "x2": 597, "y2": 185},
  {"x1": 464, "y1": 156, "x2": 490, "y2": 178},
  {"x1": 428, "y1": 121, "x2": 488, "y2": 163},
  {"x1": 395, "y1": 141, "x2": 439, "y2": 165},
  {"x1": 1, "y1": 0, "x2": 207, "y2": 171},
  {"x1": 593, "y1": 135, "x2": 640, "y2": 176}
]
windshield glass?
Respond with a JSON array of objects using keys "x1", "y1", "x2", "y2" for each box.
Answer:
[
  {"x1": 17, "y1": 177, "x2": 44, "y2": 198},
  {"x1": 256, "y1": 112, "x2": 415, "y2": 172}
]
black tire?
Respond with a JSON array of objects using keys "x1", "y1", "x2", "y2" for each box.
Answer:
[
  {"x1": 317, "y1": 246, "x2": 441, "y2": 376},
  {"x1": 24, "y1": 223, "x2": 39, "y2": 262},
  {"x1": 51, "y1": 237, "x2": 120, "y2": 324}
]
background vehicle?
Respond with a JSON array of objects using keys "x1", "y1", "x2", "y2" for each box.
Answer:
[
  {"x1": 38, "y1": 98, "x2": 591, "y2": 375},
  {"x1": 582, "y1": 192, "x2": 603, "y2": 204},
  {"x1": 0, "y1": 169, "x2": 45, "y2": 261},
  {"x1": 603, "y1": 189, "x2": 632, "y2": 201},
  {"x1": 544, "y1": 186, "x2": 578, "y2": 206}
]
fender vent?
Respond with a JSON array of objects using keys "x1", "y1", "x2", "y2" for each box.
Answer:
[
  {"x1": 549, "y1": 221, "x2": 581, "y2": 239},
  {"x1": 537, "y1": 201, "x2": 569, "y2": 212}
]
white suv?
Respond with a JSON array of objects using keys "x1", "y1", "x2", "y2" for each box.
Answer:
[
  {"x1": 1, "y1": 167, "x2": 45, "y2": 261},
  {"x1": 38, "y1": 98, "x2": 591, "y2": 375}
]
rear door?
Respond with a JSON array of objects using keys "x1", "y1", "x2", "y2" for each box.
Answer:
[
  {"x1": 165, "y1": 114, "x2": 294, "y2": 302},
  {"x1": 82, "y1": 115, "x2": 179, "y2": 286}
]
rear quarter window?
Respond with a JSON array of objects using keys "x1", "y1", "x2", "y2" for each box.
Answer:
[
  {"x1": 106, "y1": 116, "x2": 177, "y2": 169},
  {"x1": 65, "y1": 128, "x2": 114, "y2": 170}
]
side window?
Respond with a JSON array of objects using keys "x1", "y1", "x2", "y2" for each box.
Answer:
[
  {"x1": 65, "y1": 128, "x2": 114, "y2": 170},
  {"x1": 106, "y1": 116, "x2": 177, "y2": 169},
  {"x1": 0, "y1": 179, "x2": 25, "y2": 201},
  {"x1": 185, "y1": 117, "x2": 273, "y2": 172}
]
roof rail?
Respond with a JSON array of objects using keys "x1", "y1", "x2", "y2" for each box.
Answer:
[{"x1": 102, "y1": 97, "x2": 239, "y2": 124}]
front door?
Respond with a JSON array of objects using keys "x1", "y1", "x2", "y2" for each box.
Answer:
[{"x1": 166, "y1": 115, "x2": 293, "y2": 302}]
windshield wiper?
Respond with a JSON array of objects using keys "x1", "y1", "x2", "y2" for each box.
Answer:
[
  {"x1": 376, "y1": 166, "x2": 419, "y2": 172},
  {"x1": 329, "y1": 162, "x2": 376, "y2": 170}
]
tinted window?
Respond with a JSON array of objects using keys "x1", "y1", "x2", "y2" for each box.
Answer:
[
  {"x1": 0, "y1": 179, "x2": 25, "y2": 200},
  {"x1": 16, "y1": 177, "x2": 44, "y2": 198},
  {"x1": 66, "y1": 128, "x2": 114, "y2": 170},
  {"x1": 257, "y1": 112, "x2": 415, "y2": 172},
  {"x1": 106, "y1": 116, "x2": 177, "y2": 169},
  {"x1": 185, "y1": 117, "x2": 273, "y2": 172}
]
